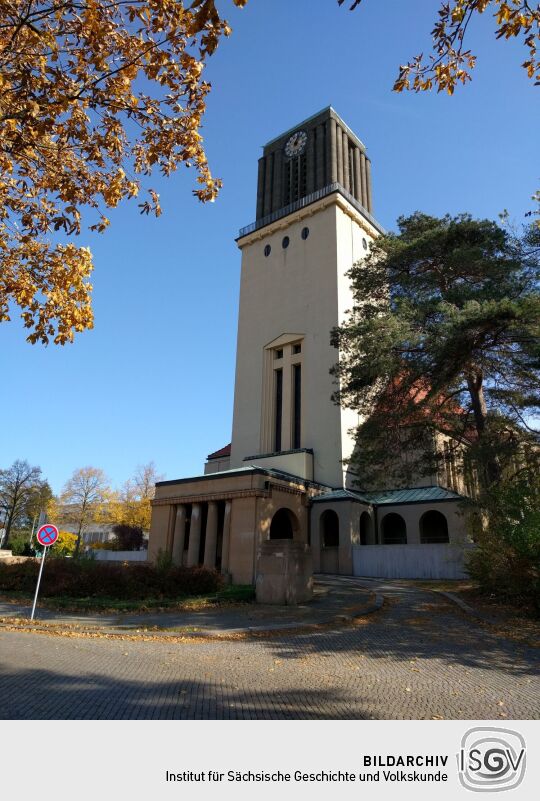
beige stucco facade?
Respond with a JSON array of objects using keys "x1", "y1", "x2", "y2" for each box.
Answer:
[
  {"x1": 376, "y1": 501, "x2": 466, "y2": 545},
  {"x1": 311, "y1": 500, "x2": 359, "y2": 575},
  {"x1": 230, "y1": 193, "x2": 377, "y2": 488}
]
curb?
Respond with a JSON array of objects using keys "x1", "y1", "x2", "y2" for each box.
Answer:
[
  {"x1": 352, "y1": 592, "x2": 384, "y2": 620},
  {"x1": 350, "y1": 576, "x2": 497, "y2": 625},
  {"x1": 430, "y1": 589, "x2": 496, "y2": 624},
  {"x1": 0, "y1": 593, "x2": 384, "y2": 641}
]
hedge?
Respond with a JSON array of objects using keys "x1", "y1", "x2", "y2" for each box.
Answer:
[{"x1": 0, "y1": 559, "x2": 223, "y2": 600}]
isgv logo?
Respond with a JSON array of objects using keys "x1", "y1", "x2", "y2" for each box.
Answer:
[{"x1": 457, "y1": 727, "x2": 526, "y2": 792}]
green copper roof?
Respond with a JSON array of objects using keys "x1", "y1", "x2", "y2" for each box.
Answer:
[
  {"x1": 312, "y1": 486, "x2": 463, "y2": 506},
  {"x1": 367, "y1": 486, "x2": 462, "y2": 504},
  {"x1": 312, "y1": 489, "x2": 371, "y2": 504}
]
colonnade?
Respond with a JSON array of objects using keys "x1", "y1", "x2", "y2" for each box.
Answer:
[{"x1": 171, "y1": 500, "x2": 232, "y2": 572}]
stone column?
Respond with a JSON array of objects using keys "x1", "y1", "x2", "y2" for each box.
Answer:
[
  {"x1": 310, "y1": 510, "x2": 321, "y2": 573},
  {"x1": 306, "y1": 128, "x2": 315, "y2": 195},
  {"x1": 353, "y1": 147, "x2": 361, "y2": 203},
  {"x1": 221, "y1": 501, "x2": 232, "y2": 574},
  {"x1": 336, "y1": 125, "x2": 343, "y2": 185},
  {"x1": 360, "y1": 152, "x2": 368, "y2": 209},
  {"x1": 263, "y1": 152, "x2": 274, "y2": 216},
  {"x1": 203, "y1": 501, "x2": 218, "y2": 569},
  {"x1": 256, "y1": 157, "x2": 266, "y2": 220},
  {"x1": 272, "y1": 148, "x2": 283, "y2": 212},
  {"x1": 187, "y1": 503, "x2": 202, "y2": 567},
  {"x1": 342, "y1": 131, "x2": 350, "y2": 193},
  {"x1": 328, "y1": 118, "x2": 337, "y2": 184},
  {"x1": 366, "y1": 157, "x2": 373, "y2": 213},
  {"x1": 315, "y1": 124, "x2": 325, "y2": 189},
  {"x1": 172, "y1": 505, "x2": 186, "y2": 566}
]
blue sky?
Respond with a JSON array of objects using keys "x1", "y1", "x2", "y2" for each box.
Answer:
[{"x1": 1, "y1": 0, "x2": 538, "y2": 494}]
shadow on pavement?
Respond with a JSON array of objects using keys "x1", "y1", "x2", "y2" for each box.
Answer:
[{"x1": 0, "y1": 665, "x2": 371, "y2": 720}]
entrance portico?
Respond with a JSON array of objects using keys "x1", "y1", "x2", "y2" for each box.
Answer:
[{"x1": 149, "y1": 467, "x2": 323, "y2": 585}]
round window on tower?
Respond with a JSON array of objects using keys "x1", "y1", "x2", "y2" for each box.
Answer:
[
  {"x1": 264, "y1": 244, "x2": 271, "y2": 257},
  {"x1": 362, "y1": 238, "x2": 368, "y2": 250},
  {"x1": 301, "y1": 227, "x2": 310, "y2": 240},
  {"x1": 282, "y1": 236, "x2": 290, "y2": 249}
]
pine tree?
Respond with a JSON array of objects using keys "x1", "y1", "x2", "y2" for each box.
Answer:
[{"x1": 332, "y1": 213, "x2": 540, "y2": 491}]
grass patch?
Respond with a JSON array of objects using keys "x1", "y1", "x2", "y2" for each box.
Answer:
[{"x1": 0, "y1": 584, "x2": 255, "y2": 614}]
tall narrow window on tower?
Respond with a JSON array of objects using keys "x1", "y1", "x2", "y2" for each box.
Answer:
[
  {"x1": 283, "y1": 154, "x2": 307, "y2": 206},
  {"x1": 261, "y1": 336, "x2": 305, "y2": 455},
  {"x1": 274, "y1": 368, "x2": 283, "y2": 452},
  {"x1": 292, "y1": 363, "x2": 301, "y2": 449}
]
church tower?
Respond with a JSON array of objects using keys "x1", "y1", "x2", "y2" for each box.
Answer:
[
  {"x1": 230, "y1": 107, "x2": 384, "y2": 487},
  {"x1": 149, "y1": 108, "x2": 468, "y2": 586}
]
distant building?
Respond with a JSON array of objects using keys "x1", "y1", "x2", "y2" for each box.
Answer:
[{"x1": 56, "y1": 505, "x2": 148, "y2": 549}]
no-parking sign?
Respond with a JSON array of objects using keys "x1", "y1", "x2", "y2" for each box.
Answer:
[
  {"x1": 31, "y1": 523, "x2": 60, "y2": 620},
  {"x1": 36, "y1": 524, "x2": 59, "y2": 548}
]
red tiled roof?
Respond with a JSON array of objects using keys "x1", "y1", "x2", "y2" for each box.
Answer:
[
  {"x1": 375, "y1": 375, "x2": 476, "y2": 441},
  {"x1": 207, "y1": 443, "x2": 231, "y2": 460}
]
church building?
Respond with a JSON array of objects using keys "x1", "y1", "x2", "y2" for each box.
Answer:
[{"x1": 149, "y1": 108, "x2": 471, "y2": 585}]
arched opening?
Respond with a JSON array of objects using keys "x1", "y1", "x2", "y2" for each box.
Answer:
[
  {"x1": 381, "y1": 513, "x2": 407, "y2": 545},
  {"x1": 269, "y1": 508, "x2": 297, "y2": 540},
  {"x1": 360, "y1": 511, "x2": 373, "y2": 545},
  {"x1": 420, "y1": 510, "x2": 449, "y2": 543},
  {"x1": 321, "y1": 510, "x2": 339, "y2": 547}
]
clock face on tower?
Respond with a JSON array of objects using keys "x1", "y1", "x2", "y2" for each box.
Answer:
[{"x1": 284, "y1": 130, "x2": 307, "y2": 159}]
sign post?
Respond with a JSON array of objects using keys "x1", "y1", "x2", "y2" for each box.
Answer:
[{"x1": 30, "y1": 524, "x2": 59, "y2": 621}]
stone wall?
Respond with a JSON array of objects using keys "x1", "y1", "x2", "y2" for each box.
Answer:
[{"x1": 256, "y1": 539, "x2": 313, "y2": 605}]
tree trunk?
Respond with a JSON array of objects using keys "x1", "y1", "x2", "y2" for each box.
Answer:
[
  {"x1": 2, "y1": 483, "x2": 22, "y2": 549},
  {"x1": 74, "y1": 520, "x2": 83, "y2": 558},
  {"x1": 466, "y1": 369, "x2": 501, "y2": 487},
  {"x1": 3, "y1": 506, "x2": 15, "y2": 549},
  {"x1": 467, "y1": 370, "x2": 488, "y2": 433}
]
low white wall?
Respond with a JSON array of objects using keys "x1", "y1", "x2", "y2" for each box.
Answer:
[
  {"x1": 93, "y1": 550, "x2": 148, "y2": 562},
  {"x1": 352, "y1": 543, "x2": 475, "y2": 580}
]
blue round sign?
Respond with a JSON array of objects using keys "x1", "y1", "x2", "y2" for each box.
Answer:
[{"x1": 37, "y1": 524, "x2": 59, "y2": 547}]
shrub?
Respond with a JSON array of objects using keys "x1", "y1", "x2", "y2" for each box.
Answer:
[
  {"x1": 112, "y1": 524, "x2": 144, "y2": 551},
  {"x1": 10, "y1": 533, "x2": 36, "y2": 557},
  {"x1": 155, "y1": 548, "x2": 173, "y2": 573},
  {"x1": 88, "y1": 540, "x2": 115, "y2": 550},
  {"x1": 50, "y1": 530, "x2": 78, "y2": 557},
  {"x1": 466, "y1": 478, "x2": 540, "y2": 613},
  {"x1": 0, "y1": 559, "x2": 223, "y2": 599}
]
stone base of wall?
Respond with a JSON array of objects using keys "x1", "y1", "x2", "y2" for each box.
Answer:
[{"x1": 256, "y1": 540, "x2": 313, "y2": 605}]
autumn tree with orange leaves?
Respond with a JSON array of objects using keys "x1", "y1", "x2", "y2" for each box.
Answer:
[
  {"x1": 0, "y1": 0, "x2": 246, "y2": 345},
  {"x1": 0, "y1": 0, "x2": 537, "y2": 346},
  {"x1": 341, "y1": 0, "x2": 540, "y2": 93}
]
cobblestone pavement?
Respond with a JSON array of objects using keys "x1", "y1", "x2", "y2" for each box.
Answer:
[{"x1": 0, "y1": 578, "x2": 538, "y2": 719}]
